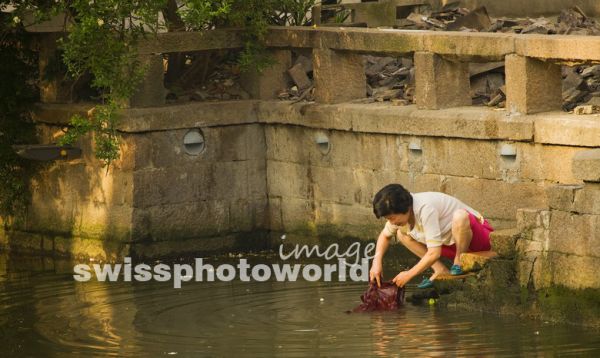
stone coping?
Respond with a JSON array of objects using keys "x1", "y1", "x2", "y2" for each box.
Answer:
[
  {"x1": 34, "y1": 100, "x2": 600, "y2": 147},
  {"x1": 133, "y1": 27, "x2": 600, "y2": 63},
  {"x1": 31, "y1": 100, "x2": 580, "y2": 144}
]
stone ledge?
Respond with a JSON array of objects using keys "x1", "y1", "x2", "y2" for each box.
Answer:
[
  {"x1": 534, "y1": 114, "x2": 600, "y2": 147},
  {"x1": 515, "y1": 34, "x2": 600, "y2": 62},
  {"x1": 36, "y1": 101, "x2": 600, "y2": 147},
  {"x1": 461, "y1": 251, "x2": 498, "y2": 272},
  {"x1": 259, "y1": 102, "x2": 534, "y2": 141}
]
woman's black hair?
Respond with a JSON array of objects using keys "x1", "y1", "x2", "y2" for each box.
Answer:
[{"x1": 372, "y1": 184, "x2": 413, "y2": 218}]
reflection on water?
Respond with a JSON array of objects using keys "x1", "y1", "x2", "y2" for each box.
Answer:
[{"x1": 1, "y1": 252, "x2": 600, "y2": 357}]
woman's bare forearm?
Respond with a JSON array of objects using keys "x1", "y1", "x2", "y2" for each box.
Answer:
[{"x1": 373, "y1": 231, "x2": 391, "y2": 263}]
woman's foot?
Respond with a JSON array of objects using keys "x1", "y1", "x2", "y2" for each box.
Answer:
[
  {"x1": 429, "y1": 268, "x2": 450, "y2": 281},
  {"x1": 450, "y1": 264, "x2": 464, "y2": 275},
  {"x1": 417, "y1": 277, "x2": 434, "y2": 289}
]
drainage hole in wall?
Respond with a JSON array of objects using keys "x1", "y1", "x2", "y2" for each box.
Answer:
[
  {"x1": 183, "y1": 129, "x2": 205, "y2": 155},
  {"x1": 408, "y1": 140, "x2": 423, "y2": 155},
  {"x1": 500, "y1": 143, "x2": 517, "y2": 163},
  {"x1": 315, "y1": 132, "x2": 331, "y2": 155}
]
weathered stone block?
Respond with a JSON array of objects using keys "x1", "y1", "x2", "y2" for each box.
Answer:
[
  {"x1": 414, "y1": 52, "x2": 470, "y2": 110},
  {"x1": 313, "y1": 48, "x2": 366, "y2": 104},
  {"x1": 490, "y1": 228, "x2": 520, "y2": 258},
  {"x1": 444, "y1": 176, "x2": 547, "y2": 222},
  {"x1": 505, "y1": 54, "x2": 562, "y2": 114},
  {"x1": 241, "y1": 49, "x2": 292, "y2": 100},
  {"x1": 518, "y1": 144, "x2": 583, "y2": 183},
  {"x1": 266, "y1": 161, "x2": 310, "y2": 199},
  {"x1": 546, "y1": 184, "x2": 582, "y2": 212},
  {"x1": 314, "y1": 202, "x2": 380, "y2": 238},
  {"x1": 247, "y1": 160, "x2": 268, "y2": 200},
  {"x1": 573, "y1": 149, "x2": 600, "y2": 182},
  {"x1": 129, "y1": 54, "x2": 166, "y2": 107},
  {"x1": 133, "y1": 166, "x2": 208, "y2": 208},
  {"x1": 113, "y1": 134, "x2": 153, "y2": 170},
  {"x1": 516, "y1": 208, "x2": 544, "y2": 233},
  {"x1": 268, "y1": 197, "x2": 283, "y2": 232},
  {"x1": 547, "y1": 211, "x2": 600, "y2": 258},
  {"x1": 420, "y1": 138, "x2": 500, "y2": 179},
  {"x1": 311, "y1": 166, "x2": 356, "y2": 205},
  {"x1": 264, "y1": 126, "x2": 309, "y2": 163},
  {"x1": 72, "y1": 203, "x2": 133, "y2": 240},
  {"x1": 142, "y1": 125, "x2": 265, "y2": 169},
  {"x1": 132, "y1": 200, "x2": 230, "y2": 240},
  {"x1": 279, "y1": 197, "x2": 316, "y2": 233},
  {"x1": 516, "y1": 238, "x2": 543, "y2": 260},
  {"x1": 327, "y1": 132, "x2": 407, "y2": 172},
  {"x1": 228, "y1": 199, "x2": 254, "y2": 233},
  {"x1": 573, "y1": 184, "x2": 600, "y2": 214},
  {"x1": 546, "y1": 252, "x2": 600, "y2": 289}
]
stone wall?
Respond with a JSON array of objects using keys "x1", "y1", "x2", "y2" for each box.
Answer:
[
  {"x1": 4, "y1": 99, "x2": 597, "y2": 260},
  {"x1": 1, "y1": 103, "x2": 270, "y2": 260},
  {"x1": 437, "y1": 149, "x2": 600, "y2": 327},
  {"x1": 517, "y1": 150, "x2": 600, "y2": 291}
]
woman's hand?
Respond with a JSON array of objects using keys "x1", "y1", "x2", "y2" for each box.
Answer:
[
  {"x1": 392, "y1": 271, "x2": 412, "y2": 287},
  {"x1": 369, "y1": 260, "x2": 383, "y2": 287}
]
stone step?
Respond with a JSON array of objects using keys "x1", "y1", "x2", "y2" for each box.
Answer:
[
  {"x1": 490, "y1": 228, "x2": 520, "y2": 258},
  {"x1": 436, "y1": 272, "x2": 476, "y2": 280},
  {"x1": 431, "y1": 273, "x2": 477, "y2": 294},
  {"x1": 460, "y1": 251, "x2": 498, "y2": 272}
]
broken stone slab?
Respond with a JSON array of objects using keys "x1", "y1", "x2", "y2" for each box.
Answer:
[
  {"x1": 294, "y1": 55, "x2": 313, "y2": 74},
  {"x1": 391, "y1": 98, "x2": 410, "y2": 106},
  {"x1": 446, "y1": 6, "x2": 491, "y2": 31},
  {"x1": 584, "y1": 96, "x2": 600, "y2": 106},
  {"x1": 562, "y1": 88, "x2": 587, "y2": 110},
  {"x1": 469, "y1": 62, "x2": 504, "y2": 77},
  {"x1": 372, "y1": 88, "x2": 402, "y2": 102},
  {"x1": 558, "y1": 5, "x2": 588, "y2": 28},
  {"x1": 562, "y1": 71, "x2": 584, "y2": 92},
  {"x1": 581, "y1": 65, "x2": 600, "y2": 78},
  {"x1": 287, "y1": 63, "x2": 312, "y2": 91},
  {"x1": 406, "y1": 12, "x2": 427, "y2": 27},
  {"x1": 460, "y1": 251, "x2": 498, "y2": 272},
  {"x1": 573, "y1": 104, "x2": 598, "y2": 115},
  {"x1": 573, "y1": 149, "x2": 600, "y2": 182},
  {"x1": 365, "y1": 57, "x2": 396, "y2": 77}
]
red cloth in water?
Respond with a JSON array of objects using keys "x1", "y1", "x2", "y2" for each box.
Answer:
[{"x1": 351, "y1": 281, "x2": 405, "y2": 312}]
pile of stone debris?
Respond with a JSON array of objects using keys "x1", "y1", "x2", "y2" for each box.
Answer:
[
  {"x1": 364, "y1": 56, "x2": 415, "y2": 105},
  {"x1": 174, "y1": 4, "x2": 600, "y2": 114},
  {"x1": 383, "y1": 4, "x2": 600, "y2": 111},
  {"x1": 166, "y1": 60, "x2": 251, "y2": 104},
  {"x1": 396, "y1": 3, "x2": 600, "y2": 35},
  {"x1": 278, "y1": 54, "x2": 315, "y2": 102}
]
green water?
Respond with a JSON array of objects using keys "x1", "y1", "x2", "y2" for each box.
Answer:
[{"x1": 1, "y1": 252, "x2": 599, "y2": 357}]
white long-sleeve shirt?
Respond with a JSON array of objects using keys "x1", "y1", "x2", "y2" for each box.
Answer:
[{"x1": 383, "y1": 192, "x2": 483, "y2": 248}]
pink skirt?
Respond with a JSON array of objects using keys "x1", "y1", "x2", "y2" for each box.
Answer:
[{"x1": 441, "y1": 212, "x2": 494, "y2": 259}]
